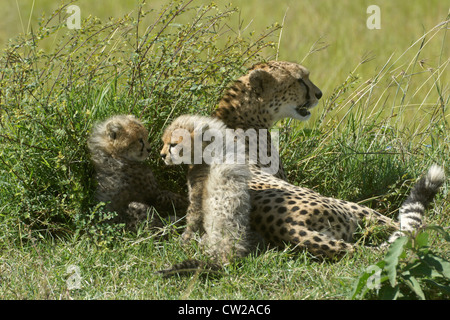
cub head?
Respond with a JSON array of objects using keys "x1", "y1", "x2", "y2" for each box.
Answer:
[
  {"x1": 248, "y1": 61, "x2": 322, "y2": 122},
  {"x1": 88, "y1": 115, "x2": 151, "y2": 162},
  {"x1": 161, "y1": 115, "x2": 226, "y2": 165}
]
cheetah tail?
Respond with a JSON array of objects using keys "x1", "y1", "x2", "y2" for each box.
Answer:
[
  {"x1": 396, "y1": 164, "x2": 445, "y2": 236},
  {"x1": 155, "y1": 259, "x2": 222, "y2": 278}
]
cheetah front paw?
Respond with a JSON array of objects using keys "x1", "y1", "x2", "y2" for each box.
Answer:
[{"x1": 181, "y1": 230, "x2": 194, "y2": 245}]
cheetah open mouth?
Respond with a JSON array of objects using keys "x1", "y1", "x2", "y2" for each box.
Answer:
[
  {"x1": 296, "y1": 107, "x2": 310, "y2": 117},
  {"x1": 295, "y1": 103, "x2": 313, "y2": 117}
]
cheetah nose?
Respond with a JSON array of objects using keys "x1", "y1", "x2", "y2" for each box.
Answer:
[
  {"x1": 160, "y1": 153, "x2": 166, "y2": 159},
  {"x1": 315, "y1": 91, "x2": 323, "y2": 100}
]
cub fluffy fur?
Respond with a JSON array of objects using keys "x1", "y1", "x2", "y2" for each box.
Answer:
[
  {"x1": 88, "y1": 114, "x2": 187, "y2": 229},
  {"x1": 161, "y1": 115, "x2": 260, "y2": 264}
]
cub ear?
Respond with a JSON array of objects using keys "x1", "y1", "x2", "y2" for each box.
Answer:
[
  {"x1": 190, "y1": 122, "x2": 210, "y2": 141},
  {"x1": 249, "y1": 69, "x2": 276, "y2": 95},
  {"x1": 200, "y1": 123, "x2": 209, "y2": 134},
  {"x1": 106, "y1": 121, "x2": 123, "y2": 140}
]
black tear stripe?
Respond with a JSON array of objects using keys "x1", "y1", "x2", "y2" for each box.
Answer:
[{"x1": 298, "y1": 79, "x2": 310, "y2": 100}]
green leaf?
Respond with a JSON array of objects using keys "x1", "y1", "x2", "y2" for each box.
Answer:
[
  {"x1": 422, "y1": 279, "x2": 450, "y2": 296},
  {"x1": 415, "y1": 231, "x2": 429, "y2": 248},
  {"x1": 407, "y1": 260, "x2": 442, "y2": 278},
  {"x1": 403, "y1": 274, "x2": 426, "y2": 300},
  {"x1": 384, "y1": 236, "x2": 409, "y2": 287},
  {"x1": 350, "y1": 261, "x2": 385, "y2": 300},
  {"x1": 379, "y1": 284, "x2": 400, "y2": 300},
  {"x1": 425, "y1": 225, "x2": 450, "y2": 242},
  {"x1": 421, "y1": 253, "x2": 450, "y2": 278},
  {"x1": 351, "y1": 271, "x2": 371, "y2": 300}
]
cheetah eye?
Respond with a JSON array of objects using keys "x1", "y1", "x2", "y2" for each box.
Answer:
[
  {"x1": 139, "y1": 138, "x2": 145, "y2": 149},
  {"x1": 109, "y1": 132, "x2": 117, "y2": 140}
]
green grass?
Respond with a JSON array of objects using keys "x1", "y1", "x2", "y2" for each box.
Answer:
[
  {"x1": 3, "y1": 0, "x2": 448, "y2": 109},
  {"x1": 0, "y1": 0, "x2": 448, "y2": 300},
  {"x1": 0, "y1": 227, "x2": 385, "y2": 299}
]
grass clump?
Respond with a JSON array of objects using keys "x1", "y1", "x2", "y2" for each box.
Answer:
[{"x1": 352, "y1": 226, "x2": 450, "y2": 300}]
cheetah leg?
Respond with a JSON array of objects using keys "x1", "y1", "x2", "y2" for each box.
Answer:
[
  {"x1": 202, "y1": 215, "x2": 254, "y2": 264},
  {"x1": 181, "y1": 203, "x2": 204, "y2": 244},
  {"x1": 156, "y1": 191, "x2": 188, "y2": 212},
  {"x1": 279, "y1": 226, "x2": 354, "y2": 259},
  {"x1": 126, "y1": 202, "x2": 162, "y2": 229}
]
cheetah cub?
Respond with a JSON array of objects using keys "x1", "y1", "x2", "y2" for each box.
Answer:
[
  {"x1": 160, "y1": 115, "x2": 261, "y2": 265},
  {"x1": 88, "y1": 115, "x2": 187, "y2": 229}
]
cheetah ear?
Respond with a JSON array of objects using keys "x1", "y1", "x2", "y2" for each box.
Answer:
[
  {"x1": 201, "y1": 123, "x2": 209, "y2": 133},
  {"x1": 249, "y1": 69, "x2": 276, "y2": 95},
  {"x1": 196, "y1": 123, "x2": 209, "y2": 137},
  {"x1": 190, "y1": 122, "x2": 210, "y2": 141},
  {"x1": 106, "y1": 121, "x2": 123, "y2": 140}
]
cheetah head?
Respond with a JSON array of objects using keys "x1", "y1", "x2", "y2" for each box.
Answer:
[
  {"x1": 88, "y1": 115, "x2": 151, "y2": 162},
  {"x1": 161, "y1": 115, "x2": 227, "y2": 165},
  {"x1": 249, "y1": 61, "x2": 322, "y2": 122}
]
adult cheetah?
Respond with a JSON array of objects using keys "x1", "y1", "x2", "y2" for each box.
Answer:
[
  {"x1": 88, "y1": 115, "x2": 188, "y2": 229},
  {"x1": 212, "y1": 60, "x2": 322, "y2": 180},
  {"x1": 211, "y1": 61, "x2": 446, "y2": 259}
]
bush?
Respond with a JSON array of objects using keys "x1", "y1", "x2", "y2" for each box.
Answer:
[
  {"x1": 0, "y1": 0, "x2": 279, "y2": 236},
  {"x1": 352, "y1": 226, "x2": 450, "y2": 300}
]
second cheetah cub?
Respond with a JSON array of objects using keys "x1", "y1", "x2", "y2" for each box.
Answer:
[
  {"x1": 88, "y1": 115, "x2": 187, "y2": 229},
  {"x1": 160, "y1": 115, "x2": 260, "y2": 265}
]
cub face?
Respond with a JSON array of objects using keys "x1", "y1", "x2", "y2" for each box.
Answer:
[
  {"x1": 90, "y1": 115, "x2": 151, "y2": 162},
  {"x1": 161, "y1": 115, "x2": 225, "y2": 166},
  {"x1": 160, "y1": 125, "x2": 194, "y2": 165}
]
